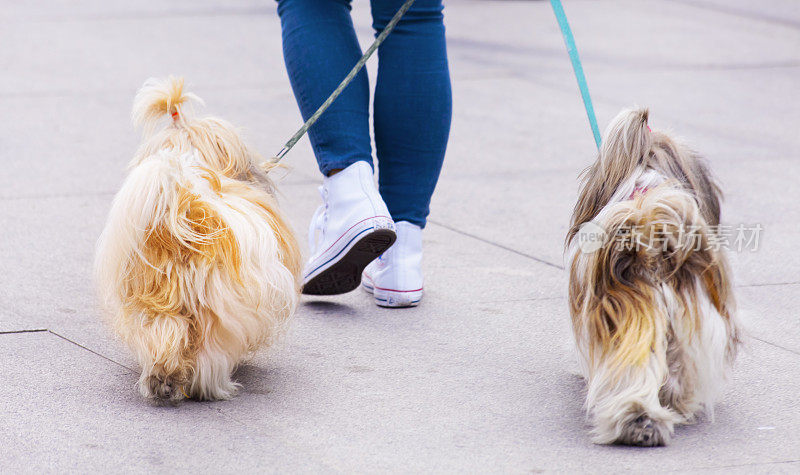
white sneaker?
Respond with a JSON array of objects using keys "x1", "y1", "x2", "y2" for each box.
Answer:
[
  {"x1": 302, "y1": 161, "x2": 396, "y2": 295},
  {"x1": 361, "y1": 221, "x2": 423, "y2": 307}
]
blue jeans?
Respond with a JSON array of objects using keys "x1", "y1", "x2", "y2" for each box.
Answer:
[{"x1": 277, "y1": 0, "x2": 452, "y2": 228}]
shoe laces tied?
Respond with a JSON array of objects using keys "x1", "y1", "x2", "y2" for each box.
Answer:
[{"x1": 308, "y1": 185, "x2": 329, "y2": 253}]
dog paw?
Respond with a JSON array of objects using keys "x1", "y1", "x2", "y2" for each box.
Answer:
[
  {"x1": 141, "y1": 373, "x2": 186, "y2": 403},
  {"x1": 618, "y1": 414, "x2": 672, "y2": 447}
]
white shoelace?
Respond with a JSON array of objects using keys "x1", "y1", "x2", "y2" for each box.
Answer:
[{"x1": 307, "y1": 185, "x2": 329, "y2": 254}]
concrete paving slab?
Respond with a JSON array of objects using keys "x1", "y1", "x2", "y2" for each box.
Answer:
[
  {"x1": 0, "y1": 82, "x2": 316, "y2": 201},
  {"x1": 6, "y1": 297, "x2": 794, "y2": 473},
  {"x1": 2, "y1": 0, "x2": 799, "y2": 471},
  {"x1": 0, "y1": 179, "x2": 566, "y2": 365},
  {"x1": 738, "y1": 283, "x2": 800, "y2": 355},
  {"x1": 421, "y1": 0, "x2": 800, "y2": 284},
  {"x1": 1, "y1": 195, "x2": 107, "y2": 329},
  {"x1": 0, "y1": 330, "x2": 333, "y2": 473}
]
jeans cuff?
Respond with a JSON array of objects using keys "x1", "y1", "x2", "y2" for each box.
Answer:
[{"x1": 318, "y1": 157, "x2": 373, "y2": 176}]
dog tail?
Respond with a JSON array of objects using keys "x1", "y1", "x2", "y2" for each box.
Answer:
[
  {"x1": 132, "y1": 76, "x2": 203, "y2": 135},
  {"x1": 602, "y1": 107, "x2": 725, "y2": 224},
  {"x1": 572, "y1": 183, "x2": 736, "y2": 371},
  {"x1": 130, "y1": 76, "x2": 281, "y2": 179},
  {"x1": 599, "y1": 107, "x2": 653, "y2": 183},
  {"x1": 569, "y1": 107, "x2": 724, "y2": 245},
  {"x1": 568, "y1": 108, "x2": 651, "y2": 244}
]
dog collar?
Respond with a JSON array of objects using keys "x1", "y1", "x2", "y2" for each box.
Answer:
[{"x1": 629, "y1": 186, "x2": 649, "y2": 199}]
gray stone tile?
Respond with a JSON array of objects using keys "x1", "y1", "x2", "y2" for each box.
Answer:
[
  {"x1": 1, "y1": 0, "x2": 799, "y2": 470},
  {"x1": 0, "y1": 331, "x2": 331, "y2": 472},
  {"x1": 738, "y1": 283, "x2": 800, "y2": 355},
  {"x1": 224, "y1": 298, "x2": 800, "y2": 472}
]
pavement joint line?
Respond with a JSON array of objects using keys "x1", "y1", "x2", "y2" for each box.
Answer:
[
  {"x1": 738, "y1": 281, "x2": 800, "y2": 288},
  {"x1": 664, "y1": 458, "x2": 800, "y2": 472},
  {"x1": 0, "y1": 327, "x2": 137, "y2": 369},
  {"x1": 46, "y1": 330, "x2": 136, "y2": 373},
  {"x1": 427, "y1": 219, "x2": 564, "y2": 270},
  {"x1": 0, "y1": 328, "x2": 48, "y2": 335},
  {"x1": 4, "y1": 323, "x2": 393, "y2": 472},
  {"x1": 750, "y1": 335, "x2": 800, "y2": 358}
]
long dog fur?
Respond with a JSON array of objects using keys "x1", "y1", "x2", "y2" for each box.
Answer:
[
  {"x1": 566, "y1": 108, "x2": 741, "y2": 445},
  {"x1": 95, "y1": 77, "x2": 301, "y2": 401}
]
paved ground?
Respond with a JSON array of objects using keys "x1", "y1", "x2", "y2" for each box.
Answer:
[{"x1": 2, "y1": 0, "x2": 799, "y2": 472}]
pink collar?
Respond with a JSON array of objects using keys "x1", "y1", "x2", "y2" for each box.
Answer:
[{"x1": 629, "y1": 185, "x2": 649, "y2": 199}]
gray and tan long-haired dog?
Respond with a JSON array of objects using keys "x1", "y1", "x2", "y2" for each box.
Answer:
[
  {"x1": 565, "y1": 108, "x2": 741, "y2": 446},
  {"x1": 95, "y1": 77, "x2": 301, "y2": 402}
]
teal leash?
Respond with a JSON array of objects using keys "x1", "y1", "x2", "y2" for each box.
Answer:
[
  {"x1": 549, "y1": 0, "x2": 602, "y2": 149},
  {"x1": 272, "y1": 0, "x2": 416, "y2": 163}
]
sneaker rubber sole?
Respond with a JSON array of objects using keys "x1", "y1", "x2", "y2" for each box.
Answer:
[
  {"x1": 302, "y1": 228, "x2": 396, "y2": 296},
  {"x1": 361, "y1": 272, "x2": 422, "y2": 308}
]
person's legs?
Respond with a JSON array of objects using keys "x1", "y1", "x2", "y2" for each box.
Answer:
[
  {"x1": 278, "y1": 0, "x2": 397, "y2": 295},
  {"x1": 277, "y1": 0, "x2": 372, "y2": 175},
  {"x1": 361, "y1": 0, "x2": 450, "y2": 307},
  {"x1": 370, "y1": 0, "x2": 452, "y2": 228}
]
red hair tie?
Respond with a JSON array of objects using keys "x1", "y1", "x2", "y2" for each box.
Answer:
[
  {"x1": 629, "y1": 185, "x2": 649, "y2": 200},
  {"x1": 171, "y1": 110, "x2": 179, "y2": 120}
]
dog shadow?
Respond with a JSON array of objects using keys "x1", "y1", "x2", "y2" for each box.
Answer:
[
  {"x1": 301, "y1": 300, "x2": 359, "y2": 319},
  {"x1": 232, "y1": 363, "x2": 284, "y2": 397}
]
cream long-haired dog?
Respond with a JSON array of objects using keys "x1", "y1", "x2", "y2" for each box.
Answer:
[
  {"x1": 565, "y1": 108, "x2": 741, "y2": 446},
  {"x1": 95, "y1": 77, "x2": 301, "y2": 402}
]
